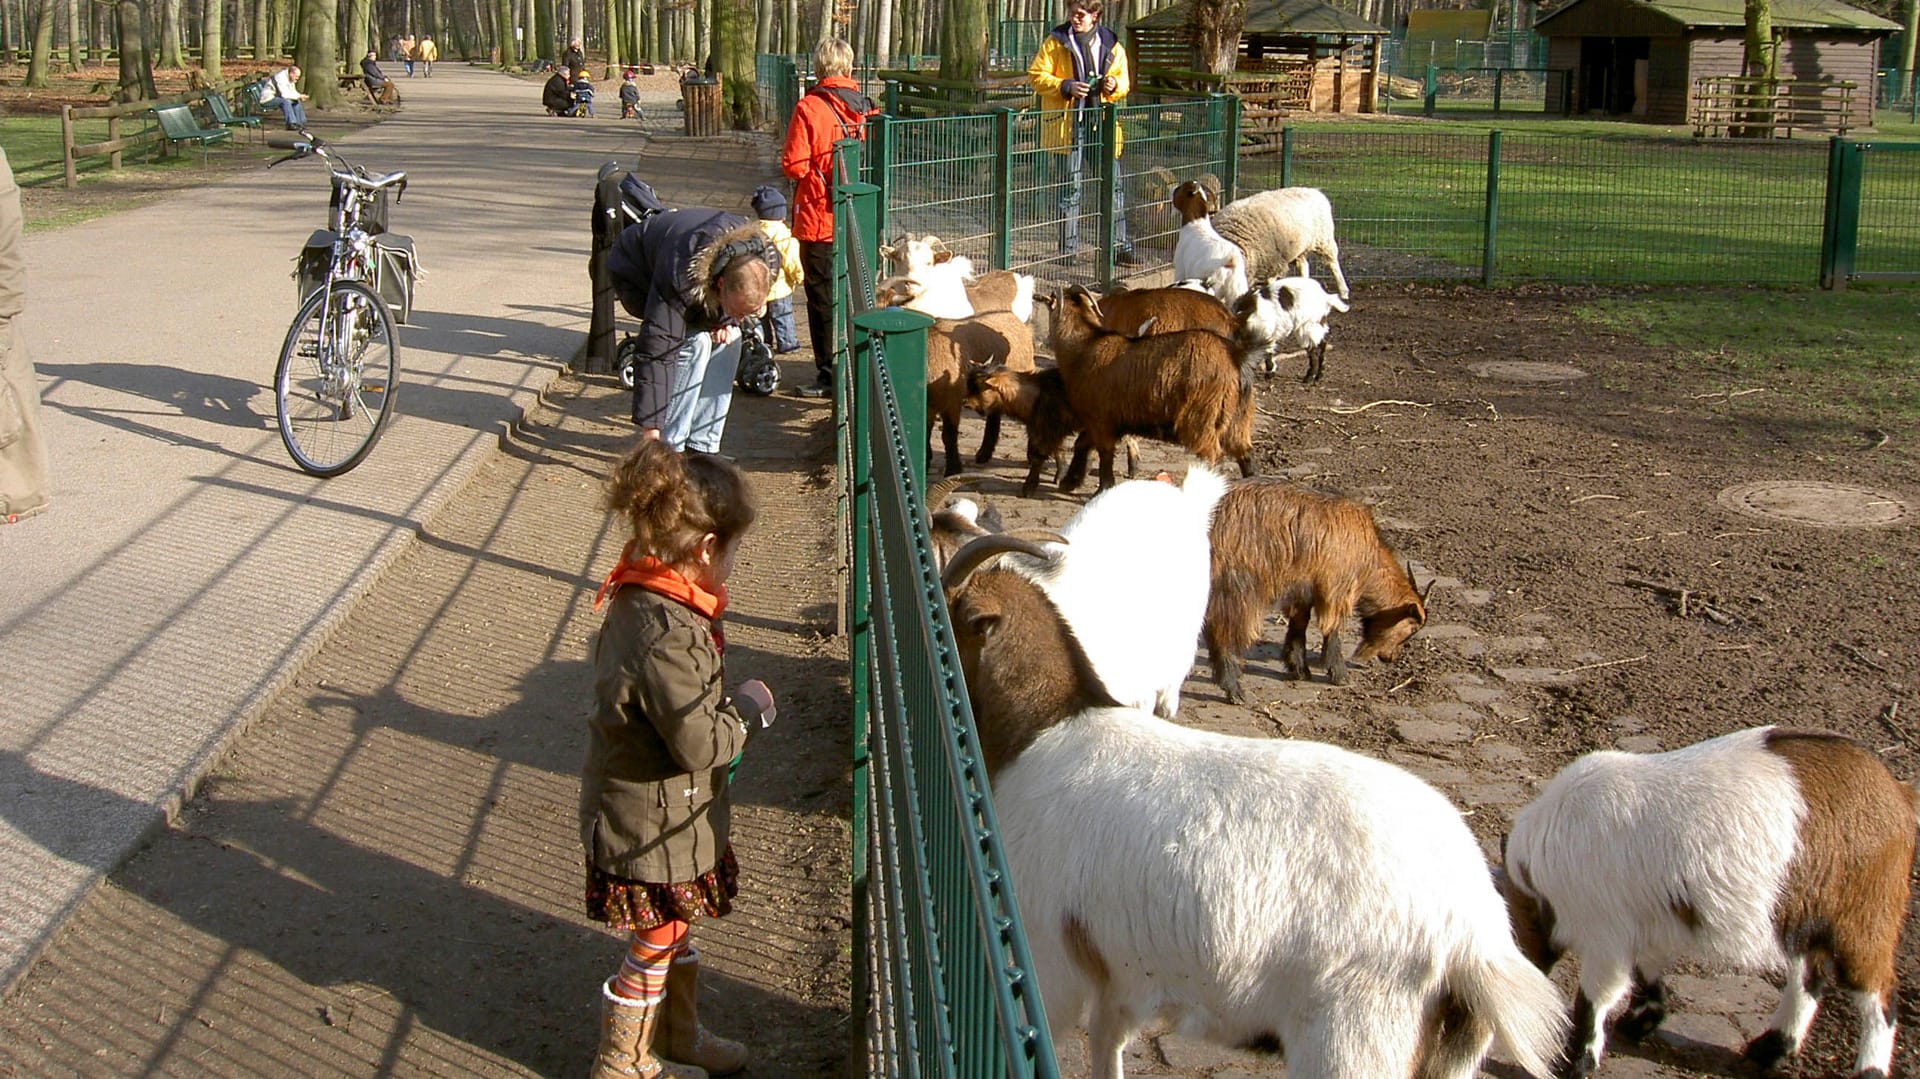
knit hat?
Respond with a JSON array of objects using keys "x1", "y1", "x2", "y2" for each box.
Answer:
[{"x1": 751, "y1": 185, "x2": 787, "y2": 221}]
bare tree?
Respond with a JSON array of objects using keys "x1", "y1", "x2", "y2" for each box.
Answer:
[
  {"x1": 202, "y1": 0, "x2": 224, "y2": 76},
  {"x1": 23, "y1": 0, "x2": 53, "y2": 85},
  {"x1": 254, "y1": 0, "x2": 270, "y2": 58},
  {"x1": 116, "y1": 0, "x2": 158, "y2": 98},
  {"x1": 1188, "y1": 0, "x2": 1246, "y2": 73},
  {"x1": 156, "y1": 0, "x2": 181, "y2": 66},
  {"x1": 343, "y1": 0, "x2": 370, "y2": 75},
  {"x1": 294, "y1": 0, "x2": 342, "y2": 105},
  {"x1": 65, "y1": 0, "x2": 85, "y2": 68},
  {"x1": 713, "y1": 0, "x2": 750, "y2": 124},
  {"x1": 936, "y1": 0, "x2": 983, "y2": 81},
  {"x1": 1739, "y1": 0, "x2": 1775, "y2": 136},
  {"x1": 1898, "y1": 0, "x2": 1916, "y2": 100}
]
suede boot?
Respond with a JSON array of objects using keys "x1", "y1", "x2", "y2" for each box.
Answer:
[
  {"x1": 591, "y1": 978, "x2": 708, "y2": 1079},
  {"x1": 657, "y1": 952, "x2": 749, "y2": 1075}
]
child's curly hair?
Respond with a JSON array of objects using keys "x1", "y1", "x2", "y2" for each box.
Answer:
[{"x1": 606, "y1": 440, "x2": 756, "y2": 566}]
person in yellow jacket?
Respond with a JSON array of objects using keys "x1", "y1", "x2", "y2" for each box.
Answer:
[
  {"x1": 416, "y1": 35, "x2": 438, "y2": 77},
  {"x1": 750, "y1": 186, "x2": 805, "y2": 354},
  {"x1": 1029, "y1": 0, "x2": 1137, "y2": 264}
]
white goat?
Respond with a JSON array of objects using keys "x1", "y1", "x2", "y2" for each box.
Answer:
[
  {"x1": 1008, "y1": 466, "x2": 1225, "y2": 718},
  {"x1": 1237, "y1": 275, "x2": 1349, "y2": 382},
  {"x1": 1499, "y1": 726, "x2": 1919, "y2": 1079},
  {"x1": 1170, "y1": 179, "x2": 1249, "y2": 305},
  {"x1": 1213, "y1": 186, "x2": 1350, "y2": 301},
  {"x1": 940, "y1": 533, "x2": 1567, "y2": 1079}
]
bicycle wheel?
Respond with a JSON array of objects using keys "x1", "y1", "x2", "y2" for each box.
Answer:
[{"x1": 274, "y1": 279, "x2": 400, "y2": 477}]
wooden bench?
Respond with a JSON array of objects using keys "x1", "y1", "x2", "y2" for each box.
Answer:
[{"x1": 151, "y1": 102, "x2": 233, "y2": 164}]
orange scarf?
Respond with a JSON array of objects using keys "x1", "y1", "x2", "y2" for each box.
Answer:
[{"x1": 594, "y1": 543, "x2": 727, "y2": 620}]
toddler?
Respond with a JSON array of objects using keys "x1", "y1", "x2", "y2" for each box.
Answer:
[
  {"x1": 749, "y1": 185, "x2": 803, "y2": 354},
  {"x1": 582, "y1": 438, "x2": 773, "y2": 1078}
]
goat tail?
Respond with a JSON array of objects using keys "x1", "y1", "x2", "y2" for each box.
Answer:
[{"x1": 1437, "y1": 951, "x2": 1567, "y2": 1079}]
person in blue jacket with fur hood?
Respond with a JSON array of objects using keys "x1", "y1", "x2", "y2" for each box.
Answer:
[{"x1": 606, "y1": 209, "x2": 781, "y2": 453}]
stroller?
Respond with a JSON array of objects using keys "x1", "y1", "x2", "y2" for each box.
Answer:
[{"x1": 568, "y1": 74, "x2": 595, "y2": 117}]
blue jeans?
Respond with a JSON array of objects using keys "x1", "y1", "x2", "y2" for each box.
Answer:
[
  {"x1": 1055, "y1": 140, "x2": 1129, "y2": 254},
  {"x1": 263, "y1": 96, "x2": 307, "y2": 128},
  {"x1": 762, "y1": 296, "x2": 799, "y2": 353},
  {"x1": 660, "y1": 331, "x2": 743, "y2": 453}
]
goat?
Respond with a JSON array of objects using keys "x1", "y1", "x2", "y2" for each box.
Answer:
[
  {"x1": 878, "y1": 233, "x2": 1036, "y2": 322},
  {"x1": 926, "y1": 309, "x2": 1037, "y2": 476},
  {"x1": 1213, "y1": 186, "x2": 1350, "y2": 301},
  {"x1": 924, "y1": 472, "x2": 1003, "y2": 571},
  {"x1": 1001, "y1": 467, "x2": 1224, "y2": 718},
  {"x1": 1171, "y1": 179, "x2": 1249, "y2": 305},
  {"x1": 1042, "y1": 284, "x2": 1272, "y2": 492},
  {"x1": 1498, "y1": 726, "x2": 1919, "y2": 1079},
  {"x1": 1039, "y1": 283, "x2": 1236, "y2": 340},
  {"x1": 1238, "y1": 275, "x2": 1350, "y2": 382},
  {"x1": 939, "y1": 532, "x2": 1568, "y2": 1079},
  {"x1": 1202, "y1": 478, "x2": 1428, "y2": 697}
]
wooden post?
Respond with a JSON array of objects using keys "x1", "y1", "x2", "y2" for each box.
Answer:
[
  {"x1": 108, "y1": 114, "x2": 122, "y2": 170},
  {"x1": 682, "y1": 76, "x2": 723, "y2": 135},
  {"x1": 1335, "y1": 34, "x2": 1346, "y2": 112},
  {"x1": 63, "y1": 106, "x2": 78, "y2": 188}
]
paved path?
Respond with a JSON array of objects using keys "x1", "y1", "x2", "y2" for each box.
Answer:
[{"x1": 0, "y1": 64, "x2": 761, "y2": 995}]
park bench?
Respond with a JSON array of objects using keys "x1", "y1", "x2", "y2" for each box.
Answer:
[
  {"x1": 200, "y1": 91, "x2": 263, "y2": 141},
  {"x1": 151, "y1": 102, "x2": 233, "y2": 164}
]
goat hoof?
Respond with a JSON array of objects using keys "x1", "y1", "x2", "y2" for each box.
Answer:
[{"x1": 1740, "y1": 1030, "x2": 1791, "y2": 1073}]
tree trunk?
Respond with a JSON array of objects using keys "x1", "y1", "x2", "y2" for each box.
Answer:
[
  {"x1": 342, "y1": 0, "x2": 367, "y2": 74},
  {"x1": 23, "y1": 0, "x2": 51, "y2": 85},
  {"x1": 1189, "y1": 0, "x2": 1246, "y2": 74},
  {"x1": 1739, "y1": 0, "x2": 1774, "y2": 136},
  {"x1": 157, "y1": 0, "x2": 182, "y2": 65},
  {"x1": 531, "y1": 0, "x2": 548, "y2": 59},
  {"x1": 937, "y1": 0, "x2": 983, "y2": 82},
  {"x1": 294, "y1": 0, "x2": 340, "y2": 104},
  {"x1": 565, "y1": 0, "x2": 578, "y2": 55},
  {"x1": 713, "y1": 0, "x2": 750, "y2": 125},
  {"x1": 116, "y1": 0, "x2": 158, "y2": 98},
  {"x1": 202, "y1": 0, "x2": 223, "y2": 75},
  {"x1": 65, "y1": 0, "x2": 84, "y2": 67},
  {"x1": 492, "y1": 0, "x2": 509, "y2": 62},
  {"x1": 253, "y1": 0, "x2": 269, "y2": 57},
  {"x1": 1898, "y1": 0, "x2": 1916, "y2": 101}
]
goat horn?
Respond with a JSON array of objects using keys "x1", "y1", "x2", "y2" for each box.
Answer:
[
  {"x1": 1408, "y1": 561, "x2": 1436, "y2": 602},
  {"x1": 924, "y1": 471, "x2": 996, "y2": 507},
  {"x1": 941, "y1": 533, "x2": 1062, "y2": 591},
  {"x1": 1006, "y1": 528, "x2": 1068, "y2": 546}
]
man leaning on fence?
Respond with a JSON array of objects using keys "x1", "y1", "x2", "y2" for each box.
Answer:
[
  {"x1": 779, "y1": 37, "x2": 876, "y2": 399},
  {"x1": 1029, "y1": 0, "x2": 1138, "y2": 265}
]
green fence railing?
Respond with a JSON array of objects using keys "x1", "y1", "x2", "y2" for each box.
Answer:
[
  {"x1": 867, "y1": 92, "x2": 1240, "y2": 288},
  {"x1": 1822, "y1": 138, "x2": 1920, "y2": 287},
  {"x1": 832, "y1": 138, "x2": 1060, "y2": 1078}
]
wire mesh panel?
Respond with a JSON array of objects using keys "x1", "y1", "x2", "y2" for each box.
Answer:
[{"x1": 1854, "y1": 143, "x2": 1920, "y2": 280}]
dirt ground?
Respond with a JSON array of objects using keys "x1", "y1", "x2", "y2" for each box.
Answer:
[{"x1": 0, "y1": 263, "x2": 1915, "y2": 1077}]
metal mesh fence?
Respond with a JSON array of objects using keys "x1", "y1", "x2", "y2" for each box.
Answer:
[{"x1": 1852, "y1": 143, "x2": 1920, "y2": 280}]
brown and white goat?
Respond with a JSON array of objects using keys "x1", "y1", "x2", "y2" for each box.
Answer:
[
  {"x1": 926, "y1": 309, "x2": 1036, "y2": 476},
  {"x1": 1498, "y1": 727, "x2": 1919, "y2": 1079},
  {"x1": 1203, "y1": 478, "x2": 1428, "y2": 697},
  {"x1": 1039, "y1": 285, "x2": 1265, "y2": 493}
]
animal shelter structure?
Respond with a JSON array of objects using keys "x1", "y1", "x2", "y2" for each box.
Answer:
[
  {"x1": 1126, "y1": 0, "x2": 1390, "y2": 119},
  {"x1": 1533, "y1": 0, "x2": 1898, "y2": 127}
]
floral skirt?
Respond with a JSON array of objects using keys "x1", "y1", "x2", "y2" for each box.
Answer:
[{"x1": 586, "y1": 845, "x2": 738, "y2": 930}]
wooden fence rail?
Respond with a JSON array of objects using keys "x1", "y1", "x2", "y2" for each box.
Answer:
[
  {"x1": 60, "y1": 79, "x2": 250, "y2": 188},
  {"x1": 1692, "y1": 76, "x2": 1859, "y2": 139}
]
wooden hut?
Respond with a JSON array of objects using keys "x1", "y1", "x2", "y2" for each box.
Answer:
[
  {"x1": 1534, "y1": 0, "x2": 1897, "y2": 128},
  {"x1": 1127, "y1": 0, "x2": 1390, "y2": 120}
]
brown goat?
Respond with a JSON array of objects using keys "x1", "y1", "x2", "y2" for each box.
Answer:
[
  {"x1": 1074, "y1": 284, "x2": 1235, "y2": 339},
  {"x1": 1042, "y1": 285, "x2": 1263, "y2": 492},
  {"x1": 926, "y1": 309, "x2": 1037, "y2": 476},
  {"x1": 1204, "y1": 478, "x2": 1429, "y2": 698}
]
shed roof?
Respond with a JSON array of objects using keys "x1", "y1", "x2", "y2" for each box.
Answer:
[
  {"x1": 1129, "y1": 0, "x2": 1388, "y2": 36},
  {"x1": 1536, "y1": 0, "x2": 1898, "y2": 32}
]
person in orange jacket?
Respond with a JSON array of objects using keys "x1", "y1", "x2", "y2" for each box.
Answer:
[{"x1": 777, "y1": 37, "x2": 875, "y2": 398}]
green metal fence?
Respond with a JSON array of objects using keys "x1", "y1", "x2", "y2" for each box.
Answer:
[
  {"x1": 1822, "y1": 139, "x2": 1920, "y2": 286},
  {"x1": 832, "y1": 139, "x2": 1061, "y2": 1078},
  {"x1": 867, "y1": 92, "x2": 1240, "y2": 287}
]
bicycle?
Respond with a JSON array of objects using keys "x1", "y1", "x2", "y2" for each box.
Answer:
[{"x1": 269, "y1": 132, "x2": 416, "y2": 477}]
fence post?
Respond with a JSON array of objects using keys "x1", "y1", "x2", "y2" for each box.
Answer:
[
  {"x1": 1222, "y1": 92, "x2": 1241, "y2": 202},
  {"x1": 62, "y1": 106, "x2": 78, "y2": 189},
  {"x1": 1493, "y1": 68, "x2": 1504, "y2": 112},
  {"x1": 1819, "y1": 135, "x2": 1863, "y2": 290},
  {"x1": 1280, "y1": 125, "x2": 1293, "y2": 189},
  {"x1": 993, "y1": 106, "x2": 1014, "y2": 271},
  {"x1": 1097, "y1": 102, "x2": 1118, "y2": 288},
  {"x1": 1482, "y1": 129, "x2": 1502, "y2": 287},
  {"x1": 1425, "y1": 64, "x2": 1438, "y2": 116},
  {"x1": 855, "y1": 308, "x2": 935, "y2": 491}
]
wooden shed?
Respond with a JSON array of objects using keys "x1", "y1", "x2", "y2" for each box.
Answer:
[
  {"x1": 1534, "y1": 0, "x2": 1897, "y2": 127},
  {"x1": 1127, "y1": 0, "x2": 1390, "y2": 115}
]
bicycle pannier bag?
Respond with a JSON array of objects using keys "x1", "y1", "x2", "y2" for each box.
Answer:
[
  {"x1": 294, "y1": 229, "x2": 335, "y2": 302},
  {"x1": 373, "y1": 234, "x2": 419, "y2": 324}
]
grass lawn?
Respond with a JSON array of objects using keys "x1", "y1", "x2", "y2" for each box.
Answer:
[{"x1": 1570, "y1": 285, "x2": 1920, "y2": 421}]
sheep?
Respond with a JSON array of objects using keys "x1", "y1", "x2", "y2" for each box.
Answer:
[
  {"x1": 1497, "y1": 726, "x2": 1920, "y2": 1079},
  {"x1": 925, "y1": 309, "x2": 1037, "y2": 476},
  {"x1": 1041, "y1": 284, "x2": 1272, "y2": 492},
  {"x1": 1238, "y1": 275, "x2": 1350, "y2": 382},
  {"x1": 1001, "y1": 466, "x2": 1224, "y2": 718},
  {"x1": 939, "y1": 532, "x2": 1568, "y2": 1079},
  {"x1": 1170, "y1": 179, "x2": 1249, "y2": 305},
  {"x1": 1212, "y1": 185, "x2": 1351, "y2": 302},
  {"x1": 1201, "y1": 478, "x2": 1429, "y2": 698}
]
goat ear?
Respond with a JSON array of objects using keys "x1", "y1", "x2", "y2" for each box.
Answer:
[
  {"x1": 1408, "y1": 561, "x2": 1435, "y2": 603},
  {"x1": 932, "y1": 250, "x2": 954, "y2": 265},
  {"x1": 878, "y1": 243, "x2": 896, "y2": 260}
]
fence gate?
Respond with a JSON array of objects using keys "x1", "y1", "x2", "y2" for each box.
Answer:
[{"x1": 1821, "y1": 138, "x2": 1920, "y2": 288}]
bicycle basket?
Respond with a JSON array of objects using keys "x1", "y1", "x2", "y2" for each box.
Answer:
[{"x1": 372, "y1": 234, "x2": 419, "y2": 324}]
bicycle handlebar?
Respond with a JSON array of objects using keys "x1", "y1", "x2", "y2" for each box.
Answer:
[{"x1": 263, "y1": 132, "x2": 407, "y2": 201}]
